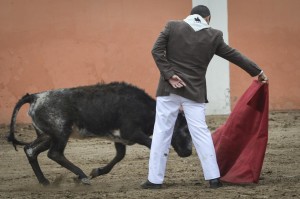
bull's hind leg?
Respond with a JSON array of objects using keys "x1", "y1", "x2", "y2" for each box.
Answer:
[
  {"x1": 24, "y1": 134, "x2": 51, "y2": 185},
  {"x1": 90, "y1": 142, "x2": 126, "y2": 178},
  {"x1": 47, "y1": 136, "x2": 91, "y2": 185}
]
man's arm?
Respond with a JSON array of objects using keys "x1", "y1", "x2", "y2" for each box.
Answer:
[
  {"x1": 152, "y1": 22, "x2": 187, "y2": 88},
  {"x1": 215, "y1": 32, "x2": 268, "y2": 83},
  {"x1": 215, "y1": 32, "x2": 262, "y2": 76},
  {"x1": 151, "y1": 22, "x2": 176, "y2": 80}
]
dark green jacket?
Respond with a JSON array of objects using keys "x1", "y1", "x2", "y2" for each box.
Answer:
[{"x1": 152, "y1": 20, "x2": 262, "y2": 103}]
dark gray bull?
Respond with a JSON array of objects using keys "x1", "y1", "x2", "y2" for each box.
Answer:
[{"x1": 7, "y1": 82, "x2": 192, "y2": 185}]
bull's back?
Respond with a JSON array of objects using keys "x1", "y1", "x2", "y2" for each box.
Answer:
[
  {"x1": 27, "y1": 82, "x2": 156, "y2": 138},
  {"x1": 70, "y1": 82, "x2": 156, "y2": 135}
]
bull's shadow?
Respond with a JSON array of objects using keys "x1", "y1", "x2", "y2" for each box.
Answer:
[{"x1": 7, "y1": 82, "x2": 192, "y2": 185}]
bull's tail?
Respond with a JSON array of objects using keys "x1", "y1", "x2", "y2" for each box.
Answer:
[{"x1": 7, "y1": 93, "x2": 35, "y2": 151}]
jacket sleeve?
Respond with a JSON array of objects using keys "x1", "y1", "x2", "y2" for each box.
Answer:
[
  {"x1": 215, "y1": 32, "x2": 262, "y2": 77},
  {"x1": 151, "y1": 21, "x2": 175, "y2": 80}
]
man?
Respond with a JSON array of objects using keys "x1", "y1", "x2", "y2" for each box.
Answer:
[{"x1": 141, "y1": 5, "x2": 268, "y2": 189}]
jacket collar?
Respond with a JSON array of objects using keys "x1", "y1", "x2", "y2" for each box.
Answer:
[{"x1": 183, "y1": 14, "x2": 210, "y2": 31}]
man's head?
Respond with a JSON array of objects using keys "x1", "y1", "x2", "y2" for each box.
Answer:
[{"x1": 190, "y1": 5, "x2": 211, "y2": 24}]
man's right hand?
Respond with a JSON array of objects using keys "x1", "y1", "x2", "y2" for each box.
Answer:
[
  {"x1": 258, "y1": 72, "x2": 269, "y2": 84},
  {"x1": 168, "y1": 75, "x2": 186, "y2": 88}
]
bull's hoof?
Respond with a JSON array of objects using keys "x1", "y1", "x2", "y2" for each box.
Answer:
[
  {"x1": 73, "y1": 176, "x2": 91, "y2": 185},
  {"x1": 90, "y1": 168, "x2": 99, "y2": 179},
  {"x1": 40, "y1": 179, "x2": 50, "y2": 186},
  {"x1": 81, "y1": 177, "x2": 91, "y2": 185}
]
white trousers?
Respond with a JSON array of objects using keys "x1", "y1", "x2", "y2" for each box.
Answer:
[{"x1": 148, "y1": 94, "x2": 220, "y2": 184}]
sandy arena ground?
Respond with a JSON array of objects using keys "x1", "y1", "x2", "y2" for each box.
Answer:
[{"x1": 0, "y1": 111, "x2": 299, "y2": 199}]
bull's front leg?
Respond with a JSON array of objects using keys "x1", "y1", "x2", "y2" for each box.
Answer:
[{"x1": 90, "y1": 142, "x2": 126, "y2": 178}]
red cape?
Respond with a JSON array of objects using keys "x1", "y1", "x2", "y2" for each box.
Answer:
[{"x1": 212, "y1": 80, "x2": 269, "y2": 183}]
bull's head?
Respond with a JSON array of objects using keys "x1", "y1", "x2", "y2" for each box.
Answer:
[{"x1": 171, "y1": 112, "x2": 192, "y2": 157}]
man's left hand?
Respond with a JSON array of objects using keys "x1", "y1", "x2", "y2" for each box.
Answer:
[{"x1": 168, "y1": 75, "x2": 186, "y2": 88}]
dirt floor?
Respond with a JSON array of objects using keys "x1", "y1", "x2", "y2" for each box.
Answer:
[{"x1": 0, "y1": 111, "x2": 299, "y2": 199}]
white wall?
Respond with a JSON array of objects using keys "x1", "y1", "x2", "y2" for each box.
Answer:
[{"x1": 192, "y1": 0, "x2": 230, "y2": 115}]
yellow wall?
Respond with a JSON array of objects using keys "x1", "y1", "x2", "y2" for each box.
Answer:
[
  {"x1": 228, "y1": 0, "x2": 300, "y2": 110},
  {"x1": 1, "y1": 0, "x2": 299, "y2": 124},
  {"x1": 0, "y1": 0, "x2": 191, "y2": 123}
]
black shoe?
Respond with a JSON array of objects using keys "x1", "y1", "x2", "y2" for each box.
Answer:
[
  {"x1": 141, "y1": 180, "x2": 162, "y2": 189},
  {"x1": 209, "y1": 178, "x2": 223, "y2": 189}
]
